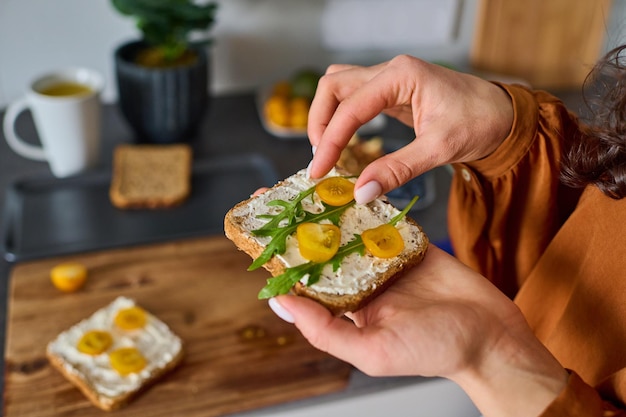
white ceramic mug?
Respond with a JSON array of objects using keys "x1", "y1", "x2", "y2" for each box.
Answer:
[{"x1": 3, "y1": 68, "x2": 104, "y2": 177}]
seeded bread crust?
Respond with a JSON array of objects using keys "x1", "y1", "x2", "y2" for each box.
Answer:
[
  {"x1": 224, "y1": 175, "x2": 429, "y2": 316},
  {"x1": 109, "y1": 144, "x2": 192, "y2": 209}
]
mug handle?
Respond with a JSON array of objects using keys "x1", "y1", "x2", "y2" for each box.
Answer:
[{"x1": 3, "y1": 97, "x2": 47, "y2": 161}]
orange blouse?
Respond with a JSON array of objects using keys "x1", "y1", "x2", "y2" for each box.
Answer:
[{"x1": 448, "y1": 83, "x2": 626, "y2": 416}]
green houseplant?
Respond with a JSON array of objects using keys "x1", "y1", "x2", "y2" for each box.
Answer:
[{"x1": 111, "y1": 0, "x2": 218, "y2": 143}]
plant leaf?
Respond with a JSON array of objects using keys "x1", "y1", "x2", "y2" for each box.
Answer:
[{"x1": 111, "y1": 0, "x2": 218, "y2": 61}]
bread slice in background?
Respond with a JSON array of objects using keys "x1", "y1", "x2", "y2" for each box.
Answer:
[
  {"x1": 46, "y1": 296, "x2": 184, "y2": 411},
  {"x1": 109, "y1": 144, "x2": 192, "y2": 209},
  {"x1": 224, "y1": 169, "x2": 429, "y2": 315}
]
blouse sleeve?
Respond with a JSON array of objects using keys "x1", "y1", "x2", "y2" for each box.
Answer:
[
  {"x1": 540, "y1": 371, "x2": 626, "y2": 416},
  {"x1": 447, "y1": 83, "x2": 584, "y2": 298},
  {"x1": 446, "y1": 85, "x2": 626, "y2": 415}
]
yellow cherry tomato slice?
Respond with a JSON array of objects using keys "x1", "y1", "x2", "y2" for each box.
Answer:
[
  {"x1": 77, "y1": 330, "x2": 113, "y2": 355},
  {"x1": 315, "y1": 177, "x2": 355, "y2": 206},
  {"x1": 296, "y1": 222, "x2": 341, "y2": 262},
  {"x1": 361, "y1": 224, "x2": 404, "y2": 258},
  {"x1": 114, "y1": 306, "x2": 147, "y2": 330},
  {"x1": 109, "y1": 347, "x2": 147, "y2": 375},
  {"x1": 50, "y1": 262, "x2": 87, "y2": 292}
]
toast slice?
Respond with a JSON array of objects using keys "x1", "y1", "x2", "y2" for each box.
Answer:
[
  {"x1": 109, "y1": 144, "x2": 192, "y2": 209},
  {"x1": 46, "y1": 297, "x2": 184, "y2": 411},
  {"x1": 224, "y1": 168, "x2": 429, "y2": 315}
]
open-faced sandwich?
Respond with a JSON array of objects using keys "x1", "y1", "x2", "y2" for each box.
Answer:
[
  {"x1": 224, "y1": 168, "x2": 429, "y2": 315},
  {"x1": 46, "y1": 296, "x2": 183, "y2": 411}
]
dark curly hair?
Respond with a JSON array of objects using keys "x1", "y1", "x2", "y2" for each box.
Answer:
[{"x1": 560, "y1": 44, "x2": 626, "y2": 199}]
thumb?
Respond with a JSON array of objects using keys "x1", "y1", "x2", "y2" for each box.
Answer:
[
  {"x1": 268, "y1": 296, "x2": 368, "y2": 365},
  {"x1": 354, "y1": 141, "x2": 438, "y2": 204}
]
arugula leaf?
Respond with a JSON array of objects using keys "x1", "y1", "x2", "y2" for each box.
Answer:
[
  {"x1": 253, "y1": 186, "x2": 315, "y2": 233},
  {"x1": 257, "y1": 195, "x2": 420, "y2": 299},
  {"x1": 257, "y1": 236, "x2": 365, "y2": 299},
  {"x1": 247, "y1": 186, "x2": 355, "y2": 271},
  {"x1": 257, "y1": 262, "x2": 323, "y2": 299},
  {"x1": 390, "y1": 195, "x2": 419, "y2": 225}
]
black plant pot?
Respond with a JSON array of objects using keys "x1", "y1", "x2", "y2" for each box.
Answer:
[{"x1": 114, "y1": 40, "x2": 209, "y2": 144}]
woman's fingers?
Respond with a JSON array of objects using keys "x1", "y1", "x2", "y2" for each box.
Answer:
[
  {"x1": 269, "y1": 295, "x2": 379, "y2": 370},
  {"x1": 308, "y1": 57, "x2": 425, "y2": 179},
  {"x1": 353, "y1": 141, "x2": 435, "y2": 200},
  {"x1": 308, "y1": 56, "x2": 514, "y2": 196},
  {"x1": 307, "y1": 62, "x2": 392, "y2": 176}
]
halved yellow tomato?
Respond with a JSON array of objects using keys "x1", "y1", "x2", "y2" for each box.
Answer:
[
  {"x1": 77, "y1": 330, "x2": 113, "y2": 355},
  {"x1": 361, "y1": 224, "x2": 404, "y2": 258},
  {"x1": 296, "y1": 222, "x2": 341, "y2": 262},
  {"x1": 109, "y1": 347, "x2": 147, "y2": 375},
  {"x1": 114, "y1": 306, "x2": 147, "y2": 330},
  {"x1": 50, "y1": 262, "x2": 87, "y2": 292},
  {"x1": 315, "y1": 177, "x2": 355, "y2": 206}
]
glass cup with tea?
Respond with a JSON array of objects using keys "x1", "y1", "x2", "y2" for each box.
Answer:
[{"x1": 2, "y1": 68, "x2": 104, "y2": 177}]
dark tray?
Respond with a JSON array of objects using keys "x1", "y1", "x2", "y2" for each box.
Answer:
[{"x1": 1, "y1": 153, "x2": 279, "y2": 262}]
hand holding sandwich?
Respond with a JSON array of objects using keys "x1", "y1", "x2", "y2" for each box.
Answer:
[
  {"x1": 270, "y1": 246, "x2": 568, "y2": 417},
  {"x1": 306, "y1": 55, "x2": 514, "y2": 203}
]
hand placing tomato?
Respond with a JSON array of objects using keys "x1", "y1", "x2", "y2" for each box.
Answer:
[{"x1": 315, "y1": 177, "x2": 355, "y2": 206}]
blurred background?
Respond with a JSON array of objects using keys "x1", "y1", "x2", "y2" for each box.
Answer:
[
  {"x1": 1, "y1": 2, "x2": 624, "y2": 415},
  {"x1": 1, "y1": 0, "x2": 624, "y2": 108}
]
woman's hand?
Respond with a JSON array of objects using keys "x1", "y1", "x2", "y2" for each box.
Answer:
[
  {"x1": 269, "y1": 246, "x2": 568, "y2": 417},
  {"x1": 307, "y1": 55, "x2": 514, "y2": 203}
]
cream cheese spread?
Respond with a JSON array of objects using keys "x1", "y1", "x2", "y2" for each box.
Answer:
[
  {"x1": 47, "y1": 296, "x2": 182, "y2": 399},
  {"x1": 233, "y1": 169, "x2": 425, "y2": 295}
]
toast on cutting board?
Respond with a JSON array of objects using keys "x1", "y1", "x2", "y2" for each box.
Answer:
[
  {"x1": 109, "y1": 144, "x2": 192, "y2": 209},
  {"x1": 46, "y1": 296, "x2": 184, "y2": 411},
  {"x1": 224, "y1": 168, "x2": 429, "y2": 315}
]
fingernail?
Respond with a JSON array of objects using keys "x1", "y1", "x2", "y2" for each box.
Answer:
[
  {"x1": 269, "y1": 297, "x2": 295, "y2": 323},
  {"x1": 306, "y1": 159, "x2": 313, "y2": 179},
  {"x1": 354, "y1": 181, "x2": 382, "y2": 204},
  {"x1": 311, "y1": 146, "x2": 317, "y2": 155}
]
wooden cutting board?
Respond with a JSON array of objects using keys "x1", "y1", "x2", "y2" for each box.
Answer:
[{"x1": 4, "y1": 236, "x2": 352, "y2": 416}]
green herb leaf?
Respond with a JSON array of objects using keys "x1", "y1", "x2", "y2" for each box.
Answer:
[
  {"x1": 253, "y1": 186, "x2": 315, "y2": 233},
  {"x1": 258, "y1": 234, "x2": 365, "y2": 299},
  {"x1": 390, "y1": 195, "x2": 419, "y2": 225},
  {"x1": 248, "y1": 197, "x2": 355, "y2": 271},
  {"x1": 257, "y1": 262, "x2": 323, "y2": 299}
]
